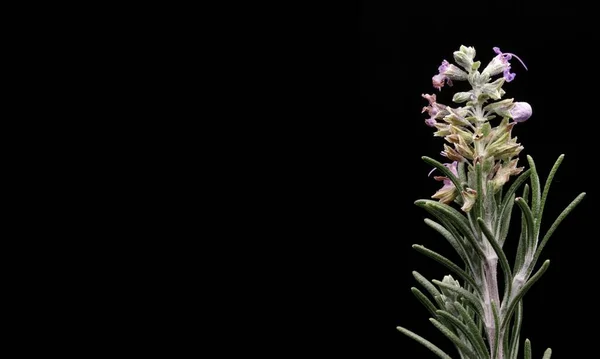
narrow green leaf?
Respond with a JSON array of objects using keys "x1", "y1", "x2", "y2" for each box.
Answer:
[
  {"x1": 413, "y1": 271, "x2": 445, "y2": 308},
  {"x1": 502, "y1": 323, "x2": 509, "y2": 359},
  {"x1": 430, "y1": 318, "x2": 479, "y2": 359},
  {"x1": 486, "y1": 181, "x2": 496, "y2": 225},
  {"x1": 502, "y1": 319, "x2": 510, "y2": 359},
  {"x1": 423, "y1": 156, "x2": 464, "y2": 193},
  {"x1": 536, "y1": 154, "x2": 565, "y2": 236},
  {"x1": 416, "y1": 200, "x2": 486, "y2": 260},
  {"x1": 433, "y1": 280, "x2": 485, "y2": 320},
  {"x1": 416, "y1": 199, "x2": 471, "y2": 229},
  {"x1": 510, "y1": 333, "x2": 520, "y2": 359},
  {"x1": 458, "y1": 161, "x2": 467, "y2": 186},
  {"x1": 397, "y1": 326, "x2": 453, "y2": 359},
  {"x1": 492, "y1": 301, "x2": 500, "y2": 359},
  {"x1": 424, "y1": 218, "x2": 473, "y2": 270},
  {"x1": 515, "y1": 197, "x2": 535, "y2": 255},
  {"x1": 467, "y1": 212, "x2": 480, "y2": 245},
  {"x1": 454, "y1": 301, "x2": 489, "y2": 358},
  {"x1": 413, "y1": 244, "x2": 482, "y2": 297},
  {"x1": 497, "y1": 169, "x2": 531, "y2": 229},
  {"x1": 475, "y1": 162, "x2": 484, "y2": 221},
  {"x1": 513, "y1": 185, "x2": 529, "y2": 273},
  {"x1": 430, "y1": 296, "x2": 460, "y2": 333},
  {"x1": 526, "y1": 155, "x2": 541, "y2": 218},
  {"x1": 437, "y1": 310, "x2": 491, "y2": 359},
  {"x1": 477, "y1": 218, "x2": 512, "y2": 302},
  {"x1": 530, "y1": 193, "x2": 586, "y2": 277},
  {"x1": 421, "y1": 211, "x2": 480, "y2": 266},
  {"x1": 411, "y1": 287, "x2": 438, "y2": 317},
  {"x1": 495, "y1": 185, "x2": 504, "y2": 212},
  {"x1": 522, "y1": 183, "x2": 530, "y2": 204},
  {"x1": 542, "y1": 348, "x2": 552, "y2": 359},
  {"x1": 497, "y1": 193, "x2": 515, "y2": 247},
  {"x1": 524, "y1": 338, "x2": 532, "y2": 359},
  {"x1": 501, "y1": 260, "x2": 550, "y2": 330},
  {"x1": 507, "y1": 301, "x2": 523, "y2": 359}
]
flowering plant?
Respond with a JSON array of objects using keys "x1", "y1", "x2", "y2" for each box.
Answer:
[{"x1": 397, "y1": 45, "x2": 586, "y2": 359}]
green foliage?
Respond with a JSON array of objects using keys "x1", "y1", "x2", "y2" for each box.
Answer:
[{"x1": 398, "y1": 155, "x2": 585, "y2": 358}]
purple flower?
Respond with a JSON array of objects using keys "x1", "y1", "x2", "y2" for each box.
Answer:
[
  {"x1": 431, "y1": 161, "x2": 459, "y2": 204},
  {"x1": 425, "y1": 118, "x2": 437, "y2": 127},
  {"x1": 421, "y1": 93, "x2": 448, "y2": 127},
  {"x1": 428, "y1": 161, "x2": 458, "y2": 179},
  {"x1": 509, "y1": 102, "x2": 532, "y2": 122},
  {"x1": 432, "y1": 60, "x2": 468, "y2": 91},
  {"x1": 492, "y1": 47, "x2": 528, "y2": 82},
  {"x1": 432, "y1": 60, "x2": 454, "y2": 90},
  {"x1": 445, "y1": 161, "x2": 458, "y2": 176},
  {"x1": 422, "y1": 93, "x2": 437, "y2": 104}
]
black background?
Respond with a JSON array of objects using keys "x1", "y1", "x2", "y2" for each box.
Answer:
[{"x1": 358, "y1": 6, "x2": 595, "y2": 358}]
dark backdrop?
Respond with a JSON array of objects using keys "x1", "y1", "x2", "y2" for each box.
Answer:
[{"x1": 357, "y1": 6, "x2": 595, "y2": 358}]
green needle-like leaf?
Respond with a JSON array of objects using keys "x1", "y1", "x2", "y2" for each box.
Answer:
[
  {"x1": 413, "y1": 271, "x2": 445, "y2": 308},
  {"x1": 429, "y1": 318, "x2": 479, "y2": 359},
  {"x1": 413, "y1": 244, "x2": 482, "y2": 297},
  {"x1": 526, "y1": 155, "x2": 541, "y2": 218},
  {"x1": 529, "y1": 192, "x2": 586, "y2": 276},
  {"x1": 524, "y1": 338, "x2": 532, "y2": 359},
  {"x1": 433, "y1": 280, "x2": 485, "y2": 319},
  {"x1": 454, "y1": 301, "x2": 489, "y2": 358},
  {"x1": 423, "y1": 156, "x2": 464, "y2": 193},
  {"x1": 411, "y1": 287, "x2": 438, "y2": 317},
  {"x1": 514, "y1": 185, "x2": 529, "y2": 273},
  {"x1": 486, "y1": 182, "x2": 497, "y2": 226},
  {"x1": 416, "y1": 200, "x2": 485, "y2": 260},
  {"x1": 437, "y1": 310, "x2": 491, "y2": 359},
  {"x1": 397, "y1": 326, "x2": 453, "y2": 359},
  {"x1": 542, "y1": 348, "x2": 552, "y2": 359},
  {"x1": 492, "y1": 301, "x2": 500, "y2": 359},
  {"x1": 458, "y1": 161, "x2": 467, "y2": 187},
  {"x1": 497, "y1": 169, "x2": 531, "y2": 230},
  {"x1": 495, "y1": 185, "x2": 503, "y2": 212},
  {"x1": 497, "y1": 193, "x2": 515, "y2": 247},
  {"x1": 416, "y1": 200, "x2": 471, "y2": 230},
  {"x1": 507, "y1": 301, "x2": 523, "y2": 359},
  {"x1": 501, "y1": 260, "x2": 550, "y2": 330},
  {"x1": 424, "y1": 218, "x2": 473, "y2": 270},
  {"x1": 475, "y1": 162, "x2": 484, "y2": 221},
  {"x1": 510, "y1": 333, "x2": 520, "y2": 359},
  {"x1": 515, "y1": 197, "x2": 535, "y2": 254},
  {"x1": 536, "y1": 154, "x2": 565, "y2": 236}
]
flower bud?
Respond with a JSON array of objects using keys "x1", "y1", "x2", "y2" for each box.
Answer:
[
  {"x1": 443, "y1": 112, "x2": 470, "y2": 127},
  {"x1": 481, "y1": 78, "x2": 505, "y2": 100},
  {"x1": 452, "y1": 92, "x2": 472, "y2": 103},
  {"x1": 491, "y1": 159, "x2": 524, "y2": 191},
  {"x1": 453, "y1": 51, "x2": 473, "y2": 71},
  {"x1": 461, "y1": 188, "x2": 477, "y2": 212},
  {"x1": 431, "y1": 181, "x2": 458, "y2": 204},
  {"x1": 450, "y1": 125, "x2": 473, "y2": 144},
  {"x1": 509, "y1": 102, "x2": 532, "y2": 122},
  {"x1": 442, "y1": 274, "x2": 461, "y2": 287},
  {"x1": 433, "y1": 122, "x2": 452, "y2": 137},
  {"x1": 441, "y1": 144, "x2": 464, "y2": 162},
  {"x1": 439, "y1": 275, "x2": 459, "y2": 297},
  {"x1": 484, "y1": 99, "x2": 514, "y2": 117},
  {"x1": 459, "y1": 45, "x2": 476, "y2": 59},
  {"x1": 455, "y1": 136, "x2": 474, "y2": 160},
  {"x1": 482, "y1": 56, "x2": 507, "y2": 77},
  {"x1": 443, "y1": 64, "x2": 469, "y2": 81}
]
